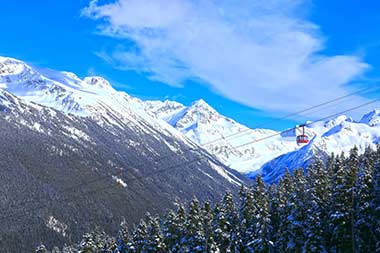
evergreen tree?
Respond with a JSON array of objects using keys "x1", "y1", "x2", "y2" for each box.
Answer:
[
  {"x1": 129, "y1": 219, "x2": 148, "y2": 253},
  {"x1": 267, "y1": 184, "x2": 280, "y2": 252},
  {"x1": 277, "y1": 169, "x2": 294, "y2": 252},
  {"x1": 329, "y1": 153, "x2": 354, "y2": 252},
  {"x1": 355, "y1": 146, "x2": 375, "y2": 252},
  {"x1": 116, "y1": 219, "x2": 130, "y2": 253},
  {"x1": 288, "y1": 169, "x2": 307, "y2": 252},
  {"x1": 145, "y1": 214, "x2": 166, "y2": 253},
  {"x1": 183, "y1": 198, "x2": 205, "y2": 252},
  {"x1": 238, "y1": 186, "x2": 255, "y2": 251},
  {"x1": 347, "y1": 147, "x2": 359, "y2": 252},
  {"x1": 248, "y1": 175, "x2": 271, "y2": 252},
  {"x1": 213, "y1": 192, "x2": 237, "y2": 252},
  {"x1": 372, "y1": 149, "x2": 380, "y2": 251},
  {"x1": 78, "y1": 233, "x2": 96, "y2": 253},
  {"x1": 303, "y1": 159, "x2": 328, "y2": 253},
  {"x1": 161, "y1": 204, "x2": 187, "y2": 252},
  {"x1": 176, "y1": 204, "x2": 187, "y2": 252},
  {"x1": 51, "y1": 247, "x2": 61, "y2": 253},
  {"x1": 326, "y1": 152, "x2": 336, "y2": 177},
  {"x1": 202, "y1": 200, "x2": 218, "y2": 253},
  {"x1": 92, "y1": 227, "x2": 115, "y2": 252},
  {"x1": 162, "y1": 210, "x2": 180, "y2": 252},
  {"x1": 62, "y1": 245, "x2": 77, "y2": 253},
  {"x1": 36, "y1": 243, "x2": 49, "y2": 253}
]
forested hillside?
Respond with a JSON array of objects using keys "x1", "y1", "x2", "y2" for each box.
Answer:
[
  {"x1": 37, "y1": 145, "x2": 380, "y2": 252},
  {"x1": 0, "y1": 90, "x2": 245, "y2": 252}
]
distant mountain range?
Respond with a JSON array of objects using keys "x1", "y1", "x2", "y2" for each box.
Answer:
[
  {"x1": 145, "y1": 94, "x2": 380, "y2": 182},
  {"x1": 1, "y1": 56, "x2": 379, "y2": 181}
]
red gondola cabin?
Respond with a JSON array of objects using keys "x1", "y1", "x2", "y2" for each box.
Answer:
[{"x1": 296, "y1": 124, "x2": 309, "y2": 145}]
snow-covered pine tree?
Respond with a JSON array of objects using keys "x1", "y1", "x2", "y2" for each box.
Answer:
[
  {"x1": 288, "y1": 169, "x2": 307, "y2": 252},
  {"x1": 175, "y1": 204, "x2": 187, "y2": 252},
  {"x1": 267, "y1": 184, "x2": 280, "y2": 251},
  {"x1": 35, "y1": 243, "x2": 49, "y2": 253},
  {"x1": 213, "y1": 192, "x2": 237, "y2": 252},
  {"x1": 183, "y1": 198, "x2": 205, "y2": 252},
  {"x1": 355, "y1": 146, "x2": 376, "y2": 252},
  {"x1": 276, "y1": 169, "x2": 294, "y2": 252},
  {"x1": 372, "y1": 145, "x2": 380, "y2": 251},
  {"x1": 202, "y1": 200, "x2": 218, "y2": 252},
  {"x1": 247, "y1": 175, "x2": 270, "y2": 253},
  {"x1": 115, "y1": 219, "x2": 130, "y2": 253},
  {"x1": 62, "y1": 244, "x2": 77, "y2": 253},
  {"x1": 326, "y1": 152, "x2": 336, "y2": 178},
  {"x1": 51, "y1": 246, "x2": 61, "y2": 253},
  {"x1": 238, "y1": 185, "x2": 254, "y2": 252},
  {"x1": 129, "y1": 219, "x2": 148, "y2": 253},
  {"x1": 92, "y1": 227, "x2": 115, "y2": 252},
  {"x1": 347, "y1": 147, "x2": 360, "y2": 252},
  {"x1": 78, "y1": 233, "x2": 96, "y2": 253},
  {"x1": 145, "y1": 214, "x2": 166, "y2": 253},
  {"x1": 303, "y1": 159, "x2": 328, "y2": 253},
  {"x1": 162, "y1": 210, "x2": 180, "y2": 252},
  {"x1": 329, "y1": 152, "x2": 353, "y2": 252},
  {"x1": 312, "y1": 157, "x2": 331, "y2": 245}
]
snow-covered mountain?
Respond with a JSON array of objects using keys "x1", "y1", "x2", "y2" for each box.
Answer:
[
  {"x1": 0, "y1": 56, "x2": 250, "y2": 251},
  {"x1": 1, "y1": 56, "x2": 379, "y2": 185},
  {"x1": 0, "y1": 56, "x2": 150, "y2": 120},
  {"x1": 146, "y1": 98, "x2": 306, "y2": 174},
  {"x1": 0, "y1": 56, "x2": 247, "y2": 184},
  {"x1": 146, "y1": 96, "x2": 380, "y2": 182},
  {"x1": 0, "y1": 56, "x2": 299, "y2": 178},
  {"x1": 258, "y1": 114, "x2": 380, "y2": 182}
]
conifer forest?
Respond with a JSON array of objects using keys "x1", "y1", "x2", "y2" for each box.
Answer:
[{"x1": 36, "y1": 146, "x2": 380, "y2": 253}]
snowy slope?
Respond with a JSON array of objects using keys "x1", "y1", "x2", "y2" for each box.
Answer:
[
  {"x1": 147, "y1": 97, "x2": 380, "y2": 180},
  {"x1": 0, "y1": 56, "x2": 194, "y2": 149},
  {"x1": 0, "y1": 56, "x2": 306, "y2": 177},
  {"x1": 147, "y1": 98, "x2": 304, "y2": 174},
  {"x1": 0, "y1": 56, "x2": 297, "y2": 177},
  {"x1": 257, "y1": 116, "x2": 380, "y2": 183},
  {"x1": 2, "y1": 56, "x2": 379, "y2": 183},
  {"x1": 0, "y1": 87, "x2": 251, "y2": 251},
  {"x1": 0, "y1": 56, "x2": 243, "y2": 185}
]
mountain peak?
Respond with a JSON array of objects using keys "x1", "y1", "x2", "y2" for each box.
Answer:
[
  {"x1": 0, "y1": 56, "x2": 22, "y2": 63},
  {"x1": 192, "y1": 98, "x2": 207, "y2": 105},
  {"x1": 191, "y1": 99, "x2": 215, "y2": 111},
  {"x1": 83, "y1": 76, "x2": 114, "y2": 91},
  {"x1": 323, "y1": 115, "x2": 352, "y2": 128},
  {"x1": 0, "y1": 56, "x2": 30, "y2": 76},
  {"x1": 360, "y1": 108, "x2": 380, "y2": 126},
  {"x1": 163, "y1": 99, "x2": 184, "y2": 107}
]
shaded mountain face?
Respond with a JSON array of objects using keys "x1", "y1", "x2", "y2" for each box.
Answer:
[
  {"x1": 257, "y1": 115, "x2": 380, "y2": 183},
  {"x1": 0, "y1": 59, "x2": 245, "y2": 252},
  {"x1": 258, "y1": 137, "x2": 329, "y2": 183}
]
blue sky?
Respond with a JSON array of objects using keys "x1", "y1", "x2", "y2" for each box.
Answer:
[{"x1": 0, "y1": 0, "x2": 379, "y2": 130}]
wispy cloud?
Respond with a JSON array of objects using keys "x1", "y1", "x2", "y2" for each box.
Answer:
[{"x1": 82, "y1": 0, "x2": 372, "y2": 115}]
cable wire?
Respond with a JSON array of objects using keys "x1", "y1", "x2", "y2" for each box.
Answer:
[{"x1": 202, "y1": 85, "x2": 380, "y2": 146}]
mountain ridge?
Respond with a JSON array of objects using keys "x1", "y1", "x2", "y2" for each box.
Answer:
[
  {"x1": 1, "y1": 56, "x2": 380, "y2": 183},
  {"x1": 0, "y1": 57, "x2": 248, "y2": 251}
]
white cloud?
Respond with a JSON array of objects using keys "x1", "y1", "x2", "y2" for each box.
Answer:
[{"x1": 82, "y1": 0, "x2": 372, "y2": 116}]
